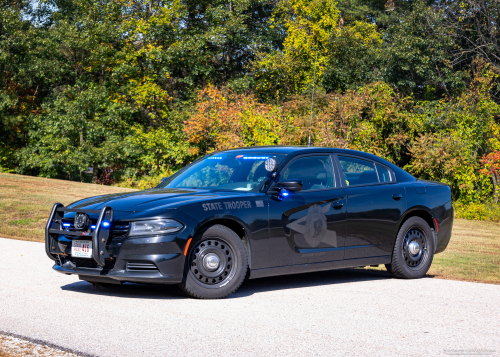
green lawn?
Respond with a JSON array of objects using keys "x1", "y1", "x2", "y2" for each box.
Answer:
[
  {"x1": 0, "y1": 173, "x2": 498, "y2": 284},
  {"x1": 0, "y1": 173, "x2": 134, "y2": 241}
]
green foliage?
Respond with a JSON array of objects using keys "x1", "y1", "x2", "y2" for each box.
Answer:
[
  {"x1": 454, "y1": 202, "x2": 500, "y2": 222},
  {"x1": 115, "y1": 167, "x2": 177, "y2": 190},
  {"x1": 405, "y1": 62, "x2": 500, "y2": 202},
  {"x1": 253, "y1": 0, "x2": 341, "y2": 99},
  {"x1": 17, "y1": 84, "x2": 135, "y2": 179},
  {"x1": 1, "y1": 0, "x2": 500, "y2": 216},
  {"x1": 379, "y1": 0, "x2": 463, "y2": 98},
  {"x1": 322, "y1": 21, "x2": 383, "y2": 92},
  {"x1": 123, "y1": 126, "x2": 195, "y2": 175}
]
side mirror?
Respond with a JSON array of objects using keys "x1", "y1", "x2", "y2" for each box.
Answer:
[{"x1": 276, "y1": 179, "x2": 303, "y2": 193}]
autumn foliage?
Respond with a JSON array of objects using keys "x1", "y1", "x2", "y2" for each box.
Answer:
[
  {"x1": 481, "y1": 151, "x2": 500, "y2": 202},
  {"x1": 184, "y1": 86, "x2": 295, "y2": 153}
]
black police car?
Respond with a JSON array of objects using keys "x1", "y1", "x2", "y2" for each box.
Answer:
[{"x1": 45, "y1": 146, "x2": 453, "y2": 299}]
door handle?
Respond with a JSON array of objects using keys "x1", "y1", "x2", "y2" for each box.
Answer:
[
  {"x1": 332, "y1": 202, "x2": 344, "y2": 209},
  {"x1": 392, "y1": 194, "x2": 403, "y2": 200}
]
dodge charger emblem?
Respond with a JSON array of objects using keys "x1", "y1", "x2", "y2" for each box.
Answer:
[{"x1": 74, "y1": 213, "x2": 90, "y2": 230}]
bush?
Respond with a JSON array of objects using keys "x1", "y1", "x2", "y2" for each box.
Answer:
[
  {"x1": 454, "y1": 202, "x2": 500, "y2": 221},
  {"x1": 115, "y1": 168, "x2": 177, "y2": 190}
]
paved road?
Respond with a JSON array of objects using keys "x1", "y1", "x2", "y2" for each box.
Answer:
[{"x1": 0, "y1": 238, "x2": 499, "y2": 357}]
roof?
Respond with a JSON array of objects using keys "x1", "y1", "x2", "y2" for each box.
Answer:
[
  {"x1": 219, "y1": 146, "x2": 416, "y2": 182},
  {"x1": 222, "y1": 146, "x2": 385, "y2": 161}
]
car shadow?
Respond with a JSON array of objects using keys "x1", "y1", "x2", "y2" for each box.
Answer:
[
  {"x1": 60, "y1": 268, "x2": 393, "y2": 300},
  {"x1": 231, "y1": 268, "x2": 392, "y2": 298}
]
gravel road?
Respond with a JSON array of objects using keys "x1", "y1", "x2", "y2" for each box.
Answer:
[{"x1": 0, "y1": 238, "x2": 498, "y2": 357}]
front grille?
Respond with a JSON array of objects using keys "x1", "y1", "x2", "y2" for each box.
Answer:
[
  {"x1": 111, "y1": 224, "x2": 130, "y2": 239},
  {"x1": 61, "y1": 222, "x2": 130, "y2": 240},
  {"x1": 126, "y1": 260, "x2": 158, "y2": 271},
  {"x1": 67, "y1": 256, "x2": 116, "y2": 270}
]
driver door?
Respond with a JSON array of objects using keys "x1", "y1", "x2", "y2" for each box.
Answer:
[{"x1": 267, "y1": 154, "x2": 347, "y2": 267}]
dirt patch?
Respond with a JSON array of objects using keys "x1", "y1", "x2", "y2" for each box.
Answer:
[{"x1": 0, "y1": 334, "x2": 83, "y2": 357}]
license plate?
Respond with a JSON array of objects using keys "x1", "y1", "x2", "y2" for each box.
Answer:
[{"x1": 71, "y1": 240, "x2": 92, "y2": 258}]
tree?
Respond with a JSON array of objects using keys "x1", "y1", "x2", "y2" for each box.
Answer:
[
  {"x1": 380, "y1": 0, "x2": 463, "y2": 99},
  {"x1": 440, "y1": 0, "x2": 500, "y2": 69},
  {"x1": 252, "y1": 0, "x2": 341, "y2": 100},
  {"x1": 322, "y1": 21, "x2": 382, "y2": 92},
  {"x1": 481, "y1": 151, "x2": 500, "y2": 203}
]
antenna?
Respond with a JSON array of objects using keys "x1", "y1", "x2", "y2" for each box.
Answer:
[{"x1": 308, "y1": 51, "x2": 318, "y2": 147}]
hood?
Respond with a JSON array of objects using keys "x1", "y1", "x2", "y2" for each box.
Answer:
[{"x1": 67, "y1": 188, "x2": 248, "y2": 212}]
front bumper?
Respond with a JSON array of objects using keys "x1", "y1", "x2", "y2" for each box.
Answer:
[
  {"x1": 46, "y1": 204, "x2": 187, "y2": 284},
  {"x1": 53, "y1": 236, "x2": 185, "y2": 284}
]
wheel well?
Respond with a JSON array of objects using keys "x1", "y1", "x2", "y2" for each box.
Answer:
[
  {"x1": 400, "y1": 210, "x2": 435, "y2": 232},
  {"x1": 194, "y1": 219, "x2": 251, "y2": 268}
]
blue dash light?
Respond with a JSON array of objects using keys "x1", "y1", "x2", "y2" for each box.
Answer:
[
  {"x1": 90, "y1": 225, "x2": 96, "y2": 229},
  {"x1": 62, "y1": 223, "x2": 71, "y2": 227},
  {"x1": 102, "y1": 222, "x2": 110, "y2": 228},
  {"x1": 242, "y1": 156, "x2": 269, "y2": 160},
  {"x1": 281, "y1": 191, "x2": 289, "y2": 197}
]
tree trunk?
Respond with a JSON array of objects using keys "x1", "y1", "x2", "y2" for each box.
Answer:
[
  {"x1": 493, "y1": 172, "x2": 499, "y2": 203},
  {"x1": 92, "y1": 164, "x2": 98, "y2": 184}
]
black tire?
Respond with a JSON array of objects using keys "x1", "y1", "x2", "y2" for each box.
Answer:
[
  {"x1": 178, "y1": 224, "x2": 248, "y2": 299},
  {"x1": 385, "y1": 217, "x2": 435, "y2": 279}
]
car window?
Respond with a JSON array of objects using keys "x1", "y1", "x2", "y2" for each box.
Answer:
[
  {"x1": 376, "y1": 164, "x2": 392, "y2": 182},
  {"x1": 281, "y1": 155, "x2": 335, "y2": 191},
  {"x1": 338, "y1": 156, "x2": 378, "y2": 186}
]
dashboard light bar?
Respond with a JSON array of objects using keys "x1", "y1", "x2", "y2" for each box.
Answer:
[{"x1": 102, "y1": 222, "x2": 110, "y2": 227}]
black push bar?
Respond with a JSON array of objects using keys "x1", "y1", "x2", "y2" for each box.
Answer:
[{"x1": 45, "y1": 204, "x2": 114, "y2": 267}]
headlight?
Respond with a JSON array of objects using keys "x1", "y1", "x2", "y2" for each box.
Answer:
[{"x1": 129, "y1": 219, "x2": 184, "y2": 236}]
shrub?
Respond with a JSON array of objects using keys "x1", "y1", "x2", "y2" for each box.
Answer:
[
  {"x1": 454, "y1": 202, "x2": 500, "y2": 221},
  {"x1": 115, "y1": 168, "x2": 176, "y2": 190}
]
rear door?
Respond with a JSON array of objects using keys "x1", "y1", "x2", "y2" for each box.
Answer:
[
  {"x1": 336, "y1": 155, "x2": 406, "y2": 259},
  {"x1": 267, "y1": 154, "x2": 347, "y2": 267}
]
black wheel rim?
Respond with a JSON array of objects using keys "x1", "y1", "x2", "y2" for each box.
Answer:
[
  {"x1": 402, "y1": 227, "x2": 428, "y2": 269},
  {"x1": 189, "y1": 238, "x2": 237, "y2": 289}
]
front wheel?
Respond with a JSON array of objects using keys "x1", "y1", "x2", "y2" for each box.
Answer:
[
  {"x1": 385, "y1": 217, "x2": 435, "y2": 279},
  {"x1": 178, "y1": 225, "x2": 248, "y2": 299}
]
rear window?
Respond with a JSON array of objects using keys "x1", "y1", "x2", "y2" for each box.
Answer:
[
  {"x1": 376, "y1": 164, "x2": 392, "y2": 182},
  {"x1": 338, "y1": 156, "x2": 378, "y2": 186}
]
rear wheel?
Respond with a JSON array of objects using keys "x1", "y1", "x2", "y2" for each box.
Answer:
[
  {"x1": 179, "y1": 225, "x2": 248, "y2": 299},
  {"x1": 385, "y1": 217, "x2": 434, "y2": 279}
]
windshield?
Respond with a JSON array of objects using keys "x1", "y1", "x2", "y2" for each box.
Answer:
[{"x1": 157, "y1": 152, "x2": 286, "y2": 192}]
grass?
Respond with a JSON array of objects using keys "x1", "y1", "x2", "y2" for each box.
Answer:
[
  {"x1": 427, "y1": 219, "x2": 500, "y2": 284},
  {"x1": 0, "y1": 172, "x2": 499, "y2": 284},
  {"x1": 0, "y1": 173, "x2": 134, "y2": 241}
]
